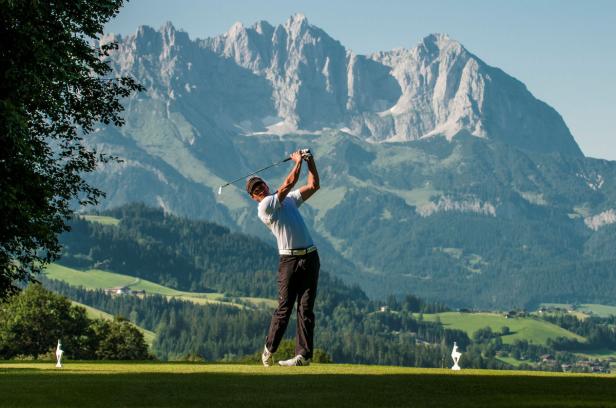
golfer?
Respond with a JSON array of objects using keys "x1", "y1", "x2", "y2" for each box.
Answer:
[{"x1": 246, "y1": 149, "x2": 320, "y2": 367}]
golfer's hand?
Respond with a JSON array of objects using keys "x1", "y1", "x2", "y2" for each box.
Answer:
[
  {"x1": 290, "y1": 151, "x2": 302, "y2": 164},
  {"x1": 300, "y1": 149, "x2": 313, "y2": 161}
]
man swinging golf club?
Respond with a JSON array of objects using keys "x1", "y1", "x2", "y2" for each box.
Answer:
[{"x1": 246, "y1": 149, "x2": 320, "y2": 367}]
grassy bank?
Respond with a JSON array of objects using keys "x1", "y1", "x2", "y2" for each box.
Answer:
[
  {"x1": 1, "y1": 362, "x2": 615, "y2": 407},
  {"x1": 422, "y1": 312, "x2": 584, "y2": 345},
  {"x1": 44, "y1": 263, "x2": 277, "y2": 309}
]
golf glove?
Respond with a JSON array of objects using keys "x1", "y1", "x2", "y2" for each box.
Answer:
[{"x1": 300, "y1": 149, "x2": 313, "y2": 160}]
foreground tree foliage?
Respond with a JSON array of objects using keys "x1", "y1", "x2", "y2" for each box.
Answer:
[
  {"x1": 0, "y1": 284, "x2": 91, "y2": 358},
  {"x1": 0, "y1": 284, "x2": 149, "y2": 360},
  {"x1": 90, "y1": 317, "x2": 150, "y2": 360},
  {"x1": 0, "y1": 0, "x2": 142, "y2": 298}
]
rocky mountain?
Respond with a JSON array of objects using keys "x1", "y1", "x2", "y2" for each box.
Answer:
[
  {"x1": 103, "y1": 14, "x2": 581, "y2": 154},
  {"x1": 84, "y1": 15, "x2": 616, "y2": 308}
]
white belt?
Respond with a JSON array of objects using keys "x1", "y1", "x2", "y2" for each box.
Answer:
[{"x1": 279, "y1": 246, "x2": 317, "y2": 256}]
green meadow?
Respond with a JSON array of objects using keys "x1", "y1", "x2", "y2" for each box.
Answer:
[
  {"x1": 579, "y1": 304, "x2": 616, "y2": 317},
  {"x1": 44, "y1": 263, "x2": 277, "y2": 309},
  {"x1": 80, "y1": 215, "x2": 121, "y2": 226},
  {"x1": 71, "y1": 300, "x2": 156, "y2": 346},
  {"x1": 422, "y1": 312, "x2": 585, "y2": 345},
  {"x1": 1, "y1": 362, "x2": 614, "y2": 408},
  {"x1": 541, "y1": 303, "x2": 616, "y2": 318}
]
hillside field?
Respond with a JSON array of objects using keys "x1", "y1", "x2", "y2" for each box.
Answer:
[
  {"x1": 541, "y1": 303, "x2": 616, "y2": 318},
  {"x1": 71, "y1": 301, "x2": 156, "y2": 346},
  {"x1": 44, "y1": 263, "x2": 277, "y2": 309},
  {"x1": 1, "y1": 362, "x2": 614, "y2": 408},
  {"x1": 422, "y1": 312, "x2": 585, "y2": 345},
  {"x1": 80, "y1": 215, "x2": 120, "y2": 226}
]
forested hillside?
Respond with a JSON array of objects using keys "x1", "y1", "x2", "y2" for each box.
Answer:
[
  {"x1": 48, "y1": 205, "x2": 489, "y2": 366},
  {"x1": 45, "y1": 205, "x2": 616, "y2": 371},
  {"x1": 60, "y1": 204, "x2": 279, "y2": 296}
]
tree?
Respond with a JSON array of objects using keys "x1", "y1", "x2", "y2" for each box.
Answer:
[
  {"x1": 271, "y1": 339, "x2": 332, "y2": 363},
  {"x1": 0, "y1": 284, "x2": 150, "y2": 360},
  {"x1": 90, "y1": 317, "x2": 150, "y2": 360},
  {"x1": 0, "y1": 284, "x2": 93, "y2": 358},
  {"x1": 472, "y1": 326, "x2": 495, "y2": 343},
  {"x1": 0, "y1": 0, "x2": 143, "y2": 298}
]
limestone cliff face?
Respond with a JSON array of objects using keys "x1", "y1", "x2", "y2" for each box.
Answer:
[{"x1": 104, "y1": 14, "x2": 581, "y2": 156}]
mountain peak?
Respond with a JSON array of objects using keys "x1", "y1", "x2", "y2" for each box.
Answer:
[
  {"x1": 422, "y1": 33, "x2": 452, "y2": 44},
  {"x1": 118, "y1": 17, "x2": 583, "y2": 156},
  {"x1": 161, "y1": 21, "x2": 176, "y2": 34},
  {"x1": 252, "y1": 20, "x2": 274, "y2": 35},
  {"x1": 419, "y1": 33, "x2": 464, "y2": 56},
  {"x1": 284, "y1": 13, "x2": 309, "y2": 33},
  {"x1": 136, "y1": 24, "x2": 156, "y2": 38},
  {"x1": 227, "y1": 21, "x2": 246, "y2": 37}
]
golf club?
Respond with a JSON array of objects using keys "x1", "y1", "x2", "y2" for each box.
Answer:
[{"x1": 217, "y1": 149, "x2": 311, "y2": 195}]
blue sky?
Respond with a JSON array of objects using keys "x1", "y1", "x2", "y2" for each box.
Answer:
[{"x1": 106, "y1": 0, "x2": 615, "y2": 160}]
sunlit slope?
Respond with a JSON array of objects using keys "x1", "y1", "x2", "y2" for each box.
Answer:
[
  {"x1": 44, "y1": 264, "x2": 276, "y2": 308},
  {"x1": 422, "y1": 312, "x2": 585, "y2": 345},
  {"x1": 70, "y1": 300, "x2": 156, "y2": 346}
]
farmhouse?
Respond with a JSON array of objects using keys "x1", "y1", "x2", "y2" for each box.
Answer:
[{"x1": 104, "y1": 287, "x2": 146, "y2": 296}]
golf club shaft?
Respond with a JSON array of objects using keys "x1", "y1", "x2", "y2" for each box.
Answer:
[{"x1": 221, "y1": 157, "x2": 292, "y2": 189}]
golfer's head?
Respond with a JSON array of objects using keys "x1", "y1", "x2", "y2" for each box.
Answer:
[{"x1": 246, "y1": 176, "x2": 269, "y2": 202}]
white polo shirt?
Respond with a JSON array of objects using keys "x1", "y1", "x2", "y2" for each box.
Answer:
[{"x1": 258, "y1": 190, "x2": 314, "y2": 251}]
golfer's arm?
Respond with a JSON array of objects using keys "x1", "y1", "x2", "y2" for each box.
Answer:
[
  {"x1": 277, "y1": 160, "x2": 302, "y2": 202},
  {"x1": 299, "y1": 157, "x2": 319, "y2": 202}
]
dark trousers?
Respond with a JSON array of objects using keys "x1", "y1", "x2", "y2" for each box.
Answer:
[{"x1": 266, "y1": 250, "x2": 320, "y2": 359}]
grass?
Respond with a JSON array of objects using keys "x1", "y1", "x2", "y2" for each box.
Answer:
[
  {"x1": 126, "y1": 99, "x2": 247, "y2": 210},
  {"x1": 578, "y1": 304, "x2": 616, "y2": 318},
  {"x1": 0, "y1": 362, "x2": 614, "y2": 407},
  {"x1": 575, "y1": 349, "x2": 616, "y2": 360},
  {"x1": 72, "y1": 301, "x2": 114, "y2": 320},
  {"x1": 496, "y1": 356, "x2": 524, "y2": 367},
  {"x1": 306, "y1": 186, "x2": 347, "y2": 219},
  {"x1": 79, "y1": 215, "x2": 120, "y2": 226},
  {"x1": 432, "y1": 247, "x2": 487, "y2": 274},
  {"x1": 394, "y1": 185, "x2": 441, "y2": 207},
  {"x1": 539, "y1": 303, "x2": 616, "y2": 318},
  {"x1": 44, "y1": 263, "x2": 277, "y2": 309},
  {"x1": 71, "y1": 301, "x2": 156, "y2": 347},
  {"x1": 422, "y1": 312, "x2": 585, "y2": 345}
]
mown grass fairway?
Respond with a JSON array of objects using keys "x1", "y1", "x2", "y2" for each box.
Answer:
[
  {"x1": 422, "y1": 312, "x2": 585, "y2": 345},
  {"x1": 1, "y1": 362, "x2": 615, "y2": 407}
]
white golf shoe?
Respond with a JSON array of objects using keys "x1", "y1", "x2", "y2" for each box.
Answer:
[
  {"x1": 261, "y1": 346, "x2": 272, "y2": 367},
  {"x1": 278, "y1": 355, "x2": 310, "y2": 367}
]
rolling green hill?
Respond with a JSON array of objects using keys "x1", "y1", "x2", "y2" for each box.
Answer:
[
  {"x1": 422, "y1": 312, "x2": 585, "y2": 345},
  {"x1": 48, "y1": 206, "x2": 615, "y2": 369},
  {"x1": 1, "y1": 362, "x2": 615, "y2": 408},
  {"x1": 70, "y1": 300, "x2": 156, "y2": 346},
  {"x1": 45, "y1": 263, "x2": 276, "y2": 309},
  {"x1": 60, "y1": 206, "x2": 282, "y2": 298},
  {"x1": 540, "y1": 303, "x2": 616, "y2": 318},
  {"x1": 580, "y1": 304, "x2": 616, "y2": 318},
  {"x1": 49, "y1": 207, "x2": 485, "y2": 366}
]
